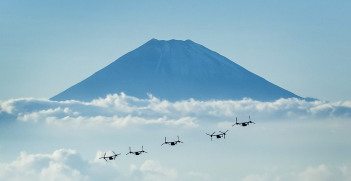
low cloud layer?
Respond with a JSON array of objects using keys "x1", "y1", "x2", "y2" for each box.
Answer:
[
  {"x1": 1, "y1": 94, "x2": 350, "y2": 181},
  {"x1": 0, "y1": 149, "x2": 179, "y2": 181},
  {"x1": 240, "y1": 164, "x2": 351, "y2": 181},
  {"x1": 130, "y1": 160, "x2": 178, "y2": 181},
  {"x1": 1, "y1": 149, "x2": 350, "y2": 181},
  {"x1": 1, "y1": 93, "x2": 351, "y2": 129},
  {"x1": 0, "y1": 149, "x2": 89, "y2": 181}
]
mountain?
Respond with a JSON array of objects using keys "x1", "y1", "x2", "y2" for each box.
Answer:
[{"x1": 51, "y1": 39, "x2": 301, "y2": 102}]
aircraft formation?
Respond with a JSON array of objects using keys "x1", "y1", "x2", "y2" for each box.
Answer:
[{"x1": 100, "y1": 116, "x2": 255, "y2": 161}]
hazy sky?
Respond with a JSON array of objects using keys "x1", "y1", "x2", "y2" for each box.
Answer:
[
  {"x1": 1, "y1": 1, "x2": 351, "y2": 181},
  {"x1": 1, "y1": 0, "x2": 350, "y2": 102}
]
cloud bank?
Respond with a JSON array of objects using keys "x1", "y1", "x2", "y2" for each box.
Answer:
[
  {"x1": 0, "y1": 149, "x2": 180, "y2": 181},
  {"x1": 1, "y1": 149, "x2": 349, "y2": 181},
  {"x1": 0, "y1": 149, "x2": 89, "y2": 181},
  {"x1": 1, "y1": 93, "x2": 351, "y2": 129}
]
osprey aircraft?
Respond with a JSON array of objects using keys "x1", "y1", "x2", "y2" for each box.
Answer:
[
  {"x1": 99, "y1": 151, "x2": 121, "y2": 161},
  {"x1": 126, "y1": 146, "x2": 147, "y2": 155},
  {"x1": 232, "y1": 116, "x2": 255, "y2": 127},
  {"x1": 161, "y1": 136, "x2": 183, "y2": 146}
]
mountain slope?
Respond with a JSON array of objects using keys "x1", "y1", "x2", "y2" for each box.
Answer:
[{"x1": 51, "y1": 39, "x2": 301, "y2": 102}]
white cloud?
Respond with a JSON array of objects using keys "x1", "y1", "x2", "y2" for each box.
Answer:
[
  {"x1": 1, "y1": 150, "x2": 350, "y2": 181},
  {"x1": 39, "y1": 161, "x2": 87, "y2": 181},
  {"x1": 241, "y1": 165, "x2": 338, "y2": 181},
  {"x1": 0, "y1": 149, "x2": 185, "y2": 181},
  {"x1": 39, "y1": 115, "x2": 197, "y2": 128},
  {"x1": 340, "y1": 165, "x2": 351, "y2": 181},
  {"x1": 131, "y1": 160, "x2": 178, "y2": 181},
  {"x1": 187, "y1": 171, "x2": 210, "y2": 180},
  {"x1": 17, "y1": 107, "x2": 69, "y2": 122},
  {"x1": 0, "y1": 149, "x2": 89, "y2": 181},
  {"x1": 297, "y1": 165, "x2": 331, "y2": 181},
  {"x1": 1, "y1": 93, "x2": 351, "y2": 129},
  {"x1": 241, "y1": 174, "x2": 270, "y2": 181},
  {"x1": 241, "y1": 167, "x2": 281, "y2": 181},
  {"x1": 0, "y1": 149, "x2": 133, "y2": 181}
]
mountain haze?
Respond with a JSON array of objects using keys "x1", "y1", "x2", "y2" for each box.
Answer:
[{"x1": 51, "y1": 39, "x2": 301, "y2": 102}]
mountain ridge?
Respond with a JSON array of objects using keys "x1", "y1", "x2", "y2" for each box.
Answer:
[{"x1": 51, "y1": 39, "x2": 301, "y2": 102}]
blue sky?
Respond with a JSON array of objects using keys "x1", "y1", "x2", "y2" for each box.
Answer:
[
  {"x1": 1, "y1": 1, "x2": 351, "y2": 180},
  {"x1": 1, "y1": 0, "x2": 351, "y2": 101}
]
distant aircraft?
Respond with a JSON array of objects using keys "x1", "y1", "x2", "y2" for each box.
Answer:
[
  {"x1": 126, "y1": 146, "x2": 147, "y2": 155},
  {"x1": 99, "y1": 151, "x2": 121, "y2": 161},
  {"x1": 232, "y1": 116, "x2": 255, "y2": 127},
  {"x1": 219, "y1": 130, "x2": 229, "y2": 139},
  {"x1": 206, "y1": 130, "x2": 229, "y2": 141},
  {"x1": 161, "y1": 136, "x2": 183, "y2": 146}
]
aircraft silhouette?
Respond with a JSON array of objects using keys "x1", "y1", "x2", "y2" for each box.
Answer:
[
  {"x1": 161, "y1": 136, "x2": 183, "y2": 146},
  {"x1": 99, "y1": 151, "x2": 121, "y2": 161},
  {"x1": 206, "y1": 130, "x2": 229, "y2": 141},
  {"x1": 126, "y1": 146, "x2": 147, "y2": 155},
  {"x1": 219, "y1": 130, "x2": 229, "y2": 139},
  {"x1": 232, "y1": 116, "x2": 255, "y2": 127}
]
